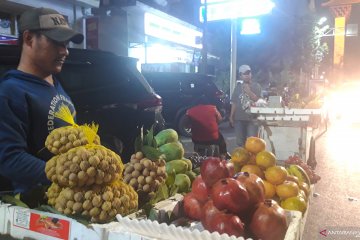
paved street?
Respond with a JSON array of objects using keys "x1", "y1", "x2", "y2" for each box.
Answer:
[
  {"x1": 302, "y1": 121, "x2": 360, "y2": 240},
  {"x1": 180, "y1": 120, "x2": 360, "y2": 239}
]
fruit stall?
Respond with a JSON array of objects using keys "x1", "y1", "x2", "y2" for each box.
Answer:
[
  {"x1": 0, "y1": 105, "x2": 321, "y2": 240},
  {"x1": 250, "y1": 105, "x2": 327, "y2": 166}
]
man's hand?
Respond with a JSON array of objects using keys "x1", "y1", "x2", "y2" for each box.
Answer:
[
  {"x1": 243, "y1": 83, "x2": 252, "y2": 95},
  {"x1": 243, "y1": 83, "x2": 258, "y2": 101}
]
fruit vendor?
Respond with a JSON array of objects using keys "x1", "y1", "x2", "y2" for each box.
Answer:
[
  {"x1": 229, "y1": 65, "x2": 262, "y2": 146},
  {"x1": 0, "y1": 8, "x2": 84, "y2": 193}
]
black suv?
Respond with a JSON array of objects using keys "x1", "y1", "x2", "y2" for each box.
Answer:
[
  {"x1": 143, "y1": 72, "x2": 225, "y2": 137},
  {"x1": 0, "y1": 45, "x2": 164, "y2": 162}
]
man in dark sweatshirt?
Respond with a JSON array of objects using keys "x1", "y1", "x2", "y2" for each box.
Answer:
[{"x1": 0, "y1": 8, "x2": 84, "y2": 193}]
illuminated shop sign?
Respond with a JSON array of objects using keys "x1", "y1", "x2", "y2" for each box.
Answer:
[
  {"x1": 241, "y1": 18, "x2": 261, "y2": 35},
  {"x1": 144, "y1": 13, "x2": 202, "y2": 49},
  {"x1": 199, "y1": 0, "x2": 275, "y2": 22}
]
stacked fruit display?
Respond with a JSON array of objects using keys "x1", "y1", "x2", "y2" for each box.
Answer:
[
  {"x1": 123, "y1": 128, "x2": 196, "y2": 207},
  {"x1": 44, "y1": 105, "x2": 138, "y2": 223},
  {"x1": 183, "y1": 157, "x2": 288, "y2": 240},
  {"x1": 156, "y1": 129, "x2": 197, "y2": 193},
  {"x1": 230, "y1": 137, "x2": 313, "y2": 215}
]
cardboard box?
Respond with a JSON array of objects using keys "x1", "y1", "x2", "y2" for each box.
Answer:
[{"x1": 0, "y1": 204, "x2": 102, "y2": 240}]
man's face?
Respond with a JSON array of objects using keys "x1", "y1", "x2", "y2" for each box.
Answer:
[
  {"x1": 30, "y1": 33, "x2": 69, "y2": 75},
  {"x1": 241, "y1": 70, "x2": 252, "y2": 83}
]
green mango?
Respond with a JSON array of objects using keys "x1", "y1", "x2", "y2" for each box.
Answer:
[
  {"x1": 174, "y1": 174, "x2": 191, "y2": 193},
  {"x1": 166, "y1": 160, "x2": 188, "y2": 175},
  {"x1": 159, "y1": 142, "x2": 185, "y2": 162},
  {"x1": 155, "y1": 129, "x2": 178, "y2": 146},
  {"x1": 182, "y1": 158, "x2": 193, "y2": 171},
  {"x1": 185, "y1": 170, "x2": 197, "y2": 183}
]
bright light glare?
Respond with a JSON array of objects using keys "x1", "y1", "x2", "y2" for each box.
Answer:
[
  {"x1": 327, "y1": 82, "x2": 360, "y2": 124},
  {"x1": 145, "y1": 13, "x2": 202, "y2": 49},
  {"x1": 241, "y1": 18, "x2": 261, "y2": 35},
  {"x1": 320, "y1": 24, "x2": 330, "y2": 32},
  {"x1": 318, "y1": 17, "x2": 327, "y2": 25},
  {"x1": 200, "y1": 0, "x2": 275, "y2": 22}
]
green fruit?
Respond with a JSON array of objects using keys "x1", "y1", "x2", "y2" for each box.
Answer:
[
  {"x1": 185, "y1": 171, "x2": 197, "y2": 183},
  {"x1": 155, "y1": 129, "x2": 178, "y2": 146},
  {"x1": 166, "y1": 160, "x2": 188, "y2": 175},
  {"x1": 193, "y1": 167, "x2": 200, "y2": 175},
  {"x1": 287, "y1": 165, "x2": 311, "y2": 185},
  {"x1": 182, "y1": 158, "x2": 193, "y2": 171},
  {"x1": 174, "y1": 174, "x2": 191, "y2": 193},
  {"x1": 159, "y1": 142, "x2": 185, "y2": 162},
  {"x1": 281, "y1": 196, "x2": 307, "y2": 214}
]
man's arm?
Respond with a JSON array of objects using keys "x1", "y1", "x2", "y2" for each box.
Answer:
[
  {"x1": 243, "y1": 83, "x2": 259, "y2": 101},
  {"x1": 229, "y1": 103, "x2": 236, "y2": 128},
  {"x1": 215, "y1": 107, "x2": 223, "y2": 123},
  {"x1": 0, "y1": 96, "x2": 49, "y2": 189},
  {"x1": 229, "y1": 84, "x2": 242, "y2": 127}
]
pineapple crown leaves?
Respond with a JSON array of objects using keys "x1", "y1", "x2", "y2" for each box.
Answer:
[{"x1": 135, "y1": 125, "x2": 163, "y2": 161}]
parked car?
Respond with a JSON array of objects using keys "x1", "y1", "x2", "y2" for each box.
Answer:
[
  {"x1": 142, "y1": 72, "x2": 225, "y2": 137},
  {"x1": 0, "y1": 45, "x2": 164, "y2": 163}
]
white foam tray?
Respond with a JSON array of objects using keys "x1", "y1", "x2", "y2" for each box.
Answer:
[{"x1": 109, "y1": 210, "x2": 302, "y2": 240}]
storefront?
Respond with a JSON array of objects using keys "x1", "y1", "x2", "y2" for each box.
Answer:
[{"x1": 121, "y1": 1, "x2": 203, "y2": 73}]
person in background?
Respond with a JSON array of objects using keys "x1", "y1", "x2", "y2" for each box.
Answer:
[
  {"x1": 0, "y1": 7, "x2": 84, "y2": 193},
  {"x1": 185, "y1": 96, "x2": 228, "y2": 158},
  {"x1": 229, "y1": 65, "x2": 262, "y2": 147}
]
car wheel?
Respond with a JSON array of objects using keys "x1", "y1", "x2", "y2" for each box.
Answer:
[{"x1": 177, "y1": 113, "x2": 192, "y2": 137}]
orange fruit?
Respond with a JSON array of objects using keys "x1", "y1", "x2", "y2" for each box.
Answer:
[
  {"x1": 231, "y1": 147, "x2": 250, "y2": 165},
  {"x1": 248, "y1": 153, "x2": 257, "y2": 165},
  {"x1": 241, "y1": 164, "x2": 265, "y2": 179},
  {"x1": 264, "y1": 166, "x2": 288, "y2": 185},
  {"x1": 263, "y1": 180, "x2": 276, "y2": 199},
  {"x1": 276, "y1": 181, "x2": 299, "y2": 199},
  {"x1": 281, "y1": 196, "x2": 307, "y2": 214},
  {"x1": 245, "y1": 137, "x2": 266, "y2": 154},
  {"x1": 255, "y1": 150, "x2": 276, "y2": 169}
]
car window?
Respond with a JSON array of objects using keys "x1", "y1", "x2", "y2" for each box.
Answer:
[
  {"x1": 144, "y1": 74, "x2": 180, "y2": 92},
  {"x1": 59, "y1": 61, "x2": 150, "y2": 98}
]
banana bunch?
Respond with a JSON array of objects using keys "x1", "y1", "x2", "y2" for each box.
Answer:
[{"x1": 287, "y1": 165, "x2": 311, "y2": 186}]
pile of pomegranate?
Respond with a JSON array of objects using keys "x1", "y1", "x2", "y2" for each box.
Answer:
[{"x1": 183, "y1": 157, "x2": 288, "y2": 240}]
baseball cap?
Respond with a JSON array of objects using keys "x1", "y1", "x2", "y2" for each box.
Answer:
[
  {"x1": 18, "y1": 7, "x2": 84, "y2": 44},
  {"x1": 238, "y1": 65, "x2": 251, "y2": 74}
]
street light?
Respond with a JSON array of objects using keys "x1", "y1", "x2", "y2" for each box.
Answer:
[{"x1": 199, "y1": 0, "x2": 275, "y2": 95}]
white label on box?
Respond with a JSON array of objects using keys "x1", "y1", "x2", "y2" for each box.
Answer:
[{"x1": 13, "y1": 208, "x2": 31, "y2": 229}]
